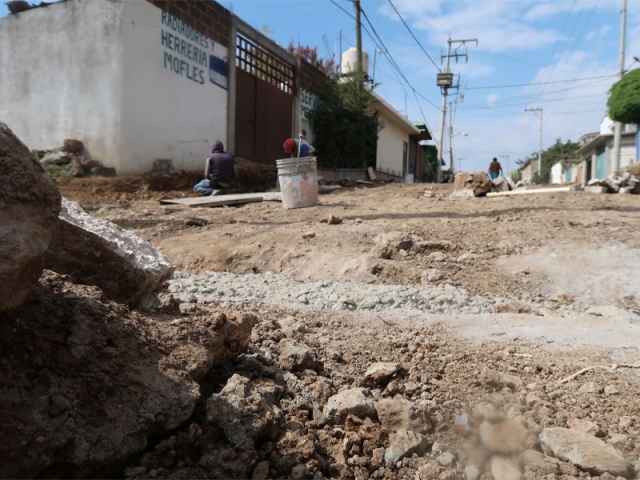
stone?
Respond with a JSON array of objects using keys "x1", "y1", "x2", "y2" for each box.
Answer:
[
  {"x1": 45, "y1": 198, "x2": 174, "y2": 307},
  {"x1": 421, "y1": 268, "x2": 443, "y2": 284},
  {"x1": 584, "y1": 185, "x2": 608, "y2": 194},
  {"x1": 302, "y1": 231, "x2": 315, "y2": 239},
  {"x1": 383, "y1": 429, "x2": 430, "y2": 463},
  {"x1": 587, "y1": 178, "x2": 602, "y2": 186},
  {"x1": 473, "y1": 402, "x2": 507, "y2": 423},
  {"x1": 457, "y1": 252, "x2": 478, "y2": 263},
  {"x1": 454, "y1": 171, "x2": 493, "y2": 197},
  {"x1": 492, "y1": 176, "x2": 509, "y2": 192},
  {"x1": 312, "y1": 408, "x2": 327, "y2": 427},
  {"x1": 479, "y1": 367, "x2": 525, "y2": 392},
  {"x1": 437, "y1": 452, "x2": 456, "y2": 467},
  {"x1": 373, "y1": 244, "x2": 394, "y2": 260},
  {"x1": 578, "y1": 381, "x2": 598, "y2": 394},
  {"x1": 395, "y1": 234, "x2": 413, "y2": 251},
  {"x1": 39, "y1": 151, "x2": 71, "y2": 166},
  {"x1": 323, "y1": 388, "x2": 377, "y2": 424},
  {"x1": 81, "y1": 158, "x2": 103, "y2": 169},
  {"x1": 601, "y1": 178, "x2": 621, "y2": 193},
  {"x1": 607, "y1": 433, "x2": 628, "y2": 447},
  {"x1": 569, "y1": 183, "x2": 584, "y2": 191},
  {"x1": 479, "y1": 420, "x2": 530, "y2": 454},
  {"x1": 464, "y1": 465, "x2": 480, "y2": 480},
  {"x1": 137, "y1": 290, "x2": 181, "y2": 314},
  {"x1": 429, "y1": 251, "x2": 446, "y2": 262},
  {"x1": 567, "y1": 417, "x2": 604, "y2": 437},
  {"x1": 363, "y1": 362, "x2": 402, "y2": 386},
  {"x1": 278, "y1": 340, "x2": 321, "y2": 372},
  {"x1": 207, "y1": 374, "x2": 284, "y2": 446},
  {"x1": 375, "y1": 398, "x2": 433, "y2": 435},
  {"x1": 63, "y1": 138, "x2": 84, "y2": 154},
  {"x1": 539, "y1": 427, "x2": 630, "y2": 477},
  {"x1": 519, "y1": 449, "x2": 567, "y2": 476},
  {"x1": 328, "y1": 214, "x2": 343, "y2": 225},
  {"x1": 604, "y1": 384, "x2": 619, "y2": 395},
  {"x1": 0, "y1": 122, "x2": 62, "y2": 312},
  {"x1": 251, "y1": 460, "x2": 270, "y2": 479},
  {"x1": 491, "y1": 456, "x2": 523, "y2": 480},
  {"x1": 68, "y1": 153, "x2": 84, "y2": 177},
  {"x1": 619, "y1": 187, "x2": 632, "y2": 194}
]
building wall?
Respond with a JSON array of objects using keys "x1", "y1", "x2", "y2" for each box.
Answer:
[
  {"x1": 0, "y1": 1, "x2": 125, "y2": 163},
  {"x1": 521, "y1": 161, "x2": 536, "y2": 183},
  {"x1": 376, "y1": 116, "x2": 409, "y2": 177},
  {"x1": 119, "y1": 1, "x2": 229, "y2": 173},
  {"x1": 550, "y1": 162, "x2": 562, "y2": 184}
]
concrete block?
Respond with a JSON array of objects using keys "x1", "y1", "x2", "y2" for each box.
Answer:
[
  {"x1": 584, "y1": 186, "x2": 608, "y2": 194},
  {"x1": 587, "y1": 179, "x2": 602, "y2": 186}
]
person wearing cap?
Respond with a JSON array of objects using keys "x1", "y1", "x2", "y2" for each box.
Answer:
[
  {"x1": 193, "y1": 140, "x2": 236, "y2": 196},
  {"x1": 283, "y1": 135, "x2": 315, "y2": 158}
]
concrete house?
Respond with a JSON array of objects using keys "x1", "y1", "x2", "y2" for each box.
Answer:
[
  {"x1": 0, "y1": 0, "x2": 327, "y2": 174},
  {"x1": 576, "y1": 117, "x2": 637, "y2": 182},
  {"x1": 519, "y1": 158, "x2": 538, "y2": 183},
  {"x1": 369, "y1": 91, "x2": 432, "y2": 181}
]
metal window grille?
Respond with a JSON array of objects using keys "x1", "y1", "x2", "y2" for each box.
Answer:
[{"x1": 236, "y1": 34, "x2": 294, "y2": 94}]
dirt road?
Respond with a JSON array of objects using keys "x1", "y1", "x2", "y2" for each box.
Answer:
[{"x1": 56, "y1": 177, "x2": 640, "y2": 479}]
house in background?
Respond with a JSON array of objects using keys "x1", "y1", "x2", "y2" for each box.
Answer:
[
  {"x1": 576, "y1": 117, "x2": 637, "y2": 182},
  {"x1": 369, "y1": 91, "x2": 432, "y2": 181},
  {"x1": 519, "y1": 158, "x2": 538, "y2": 183}
]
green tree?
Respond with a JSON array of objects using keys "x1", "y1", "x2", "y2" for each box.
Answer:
[
  {"x1": 309, "y1": 72, "x2": 382, "y2": 169},
  {"x1": 516, "y1": 139, "x2": 579, "y2": 183},
  {"x1": 608, "y1": 68, "x2": 640, "y2": 124}
]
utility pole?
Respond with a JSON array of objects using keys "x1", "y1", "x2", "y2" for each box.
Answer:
[
  {"x1": 525, "y1": 107, "x2": 543, "y2": 176},
  {"x1": 499, "y1": 155, "x2": 510, "y2": 177},
  {"x1": 436, "y1": 37, "x2": 477, "y2": 182},
  {"x1": 448, "y1": 102, "x2": 454, "y2": 172},
  {"x1": 612, "y1": 0, "x2": 627, "y2": 173},
  {"x1": 354, "y1": 0, "x2": 363, "y2": 90}
]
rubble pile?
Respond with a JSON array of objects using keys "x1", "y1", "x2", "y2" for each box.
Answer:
[
  {"x1": 122, "y1": 311, "x2": 640, "y2": 480},
  {"x1": 452, "y1": 172, "x2": 516, "y2": 198},
  {"x1": 33, "y1": 138, "x2": 115, "y2": 178},
  {"x1": 0, "y1": 123, "x2": 256, "y2": 477},
  {"x1": 583, "y1": 164, "x2": 640, "y2": 195}
]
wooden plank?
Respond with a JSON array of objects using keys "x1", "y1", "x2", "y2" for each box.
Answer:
[
  {"x1": 367, "y1": 167, "x2": 377, "y2": 181},
  {"x1": 160, "y1": 193, "x2": 265, "y2": 207},
  {"x1": 486, "y1": 186, "x2": 571, "y2": 197}
]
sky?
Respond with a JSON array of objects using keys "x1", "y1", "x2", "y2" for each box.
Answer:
[{"x1": 2, "y1": 0, "x2": 638, "y2": 174}]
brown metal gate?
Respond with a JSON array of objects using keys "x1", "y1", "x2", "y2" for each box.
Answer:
[{"x1": 235, "y1": 34, "x2": 294, "y2": 165}]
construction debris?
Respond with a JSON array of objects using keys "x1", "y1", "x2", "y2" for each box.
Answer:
[
  {"x1": 453, "y1": 171, "x2": 493, "y2": 197},
  {"x1": 585, "y1": 167, "x2": 640, "y2": 195},
  {"x1": 45, "y1": 198, "x2": 175, "y2": 307},
  {"x1": 0, "y1": 122, "x2": 62, "y2": 312}
]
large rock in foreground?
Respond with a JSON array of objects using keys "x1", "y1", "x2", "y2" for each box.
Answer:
[
  {"x1": 46, "y1": 198, "x2": 174, "y2": 307},
  {"x1": 540, "y1": 427, "x2": 631, "y2": 477},
  {"x1": 453, "y1": 171, "x2": 493, "y2": 197},
  {"x1": 0, "y1": 122, "x2": 62, "y2": 312},
  {"x1": 0, "y1": 271, "x2": 256, "y2": 478}
]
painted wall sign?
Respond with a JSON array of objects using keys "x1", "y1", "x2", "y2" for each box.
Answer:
[
  {"x1": 300, "y1": 88, "x2": 318, "y2": 119},
  {"x1": 161, "y1": 11, "x2": 228, "y2": 89}
]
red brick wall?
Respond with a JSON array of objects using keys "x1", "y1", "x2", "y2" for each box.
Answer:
[{"x1": 146, "y1": 0, "x2": 231, "y2": 47}]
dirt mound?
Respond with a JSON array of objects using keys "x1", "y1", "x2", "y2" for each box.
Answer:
[{"x1": 0, "y1": 271, "x2": 255, "y2": 478}]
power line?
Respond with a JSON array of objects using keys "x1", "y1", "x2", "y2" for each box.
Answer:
[
  {"x1": 464, "y1": 74, "x2": 616, "y2": 90},
  {"x1": 386, "y1": 0, "x2": 440, "y2": 72}
]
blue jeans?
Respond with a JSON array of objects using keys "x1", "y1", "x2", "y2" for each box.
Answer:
[{"x1": 193, "y1": 179, "x2": 226, "y2": 196}]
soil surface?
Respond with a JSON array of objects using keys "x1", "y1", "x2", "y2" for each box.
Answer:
[{"x1": 53, "y1": 174, "x2": 640, "y2": 479}]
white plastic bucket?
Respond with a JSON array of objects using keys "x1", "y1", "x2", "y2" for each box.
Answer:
[{"x1": 276, "y1": 157, "x2": 319, "y2": 209}]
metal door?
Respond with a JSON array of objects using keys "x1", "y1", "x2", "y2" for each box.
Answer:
[
  {"x1": 235, "y1": 35, "x2": 294, "y2": 165},
  {"x1": 596, "y1": 145, "x2": 606, "y2": 179}
]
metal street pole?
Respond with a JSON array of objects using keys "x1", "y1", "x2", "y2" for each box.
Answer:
[{"x1": 612, "y1": 0, "x2": 627, "y2": 173}]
